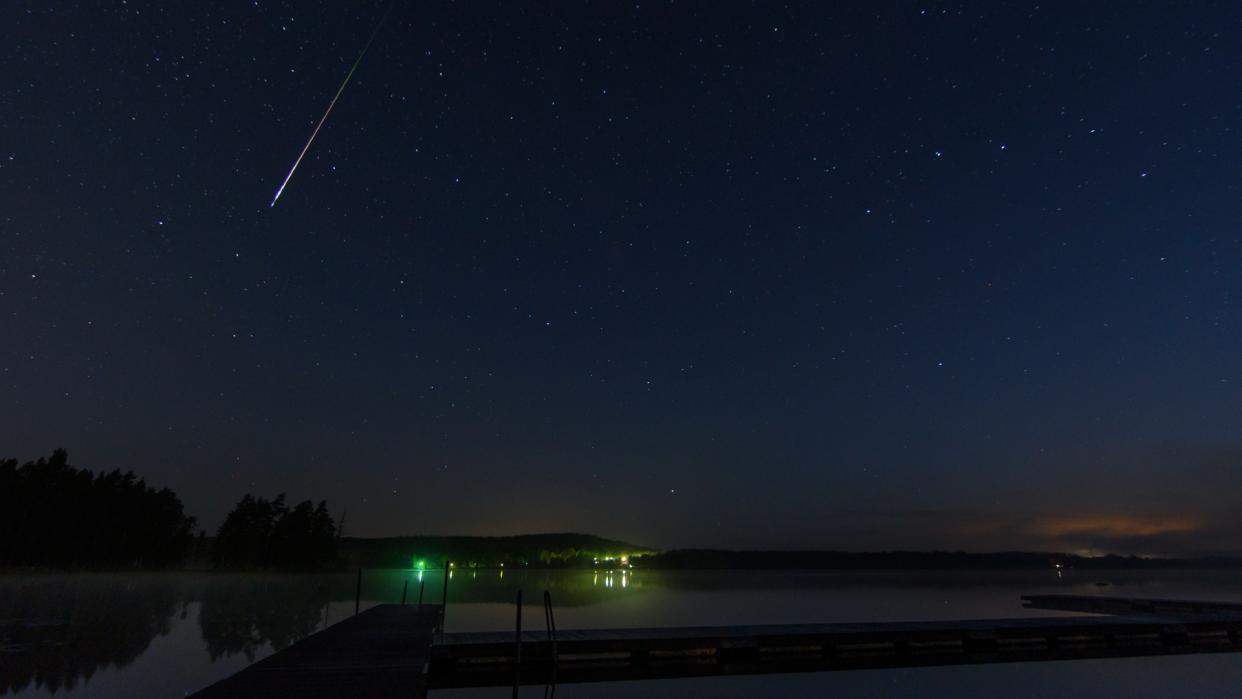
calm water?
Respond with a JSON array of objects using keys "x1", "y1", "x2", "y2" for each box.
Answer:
[{"x1": 4, "y1": 569, "x2": 1242, "y2": 697}]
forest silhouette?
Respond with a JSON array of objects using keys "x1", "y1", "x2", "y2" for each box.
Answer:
[
  {"x1": 0, "y1": 449, "x2": 196, "y2": 568},
  {"x1": 1, "y1": 450, "x2": 340, "y2": 571},
  {"x1": 213, "y1": 494, "x2": 340, "y2": 571}
]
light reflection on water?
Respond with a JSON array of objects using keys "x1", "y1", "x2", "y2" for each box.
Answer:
[{"x1": 4, "y1": 569, "x2": 1242, "y2": 697}]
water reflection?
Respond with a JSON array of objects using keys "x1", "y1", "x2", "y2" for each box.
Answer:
[
  {"x1": 0, "y1": 575, "x2": 183, "y2": 695},
  {"x1": 198, "y1": 576, "x2": 335, "y2": 662},
  {"x1": 0, "y1": 573, "x2": 363, "y2": 696},
  {"x1": 364, "y1": 568, "x2": 645, "y2": 607},
  {"x1": 591, "y1": 569, "x2": 630, "y2": 589}
]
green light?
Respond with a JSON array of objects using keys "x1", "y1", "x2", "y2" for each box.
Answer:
[{"x1": 414, "y1": 558, "x2": 426, "y2": 570}]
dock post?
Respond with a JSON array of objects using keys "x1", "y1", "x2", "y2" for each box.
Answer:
[
  {"x1": 401, "y1": 580, "x2": 409, "y2": 606},
  {"x1": 513, "y1": 589, "x2": 523, "y2": 697},
  {"x1": 440, "y1": 560, "x2": 451, "y2": 633},
  {"x1": 544, "y1": 589, "x2": 558, "y2": 688},
  {"x1": 419, "y1": 580, "x2": 425, "y2": 606},
  {"x1": 355, "y1": 567, "x2": 362, "y2": 616}
]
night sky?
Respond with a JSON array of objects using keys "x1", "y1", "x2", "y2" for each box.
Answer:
[{"x1": 5, "y1": 1, "x2": 1242, "y2": 555}]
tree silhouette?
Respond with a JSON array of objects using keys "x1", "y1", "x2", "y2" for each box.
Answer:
[
  {"x1": 0, "y1": 450, "x2": 196, "y2": 568},
  {"x1": 214, "y1": 494, "x2": 340, "y2": 570}
]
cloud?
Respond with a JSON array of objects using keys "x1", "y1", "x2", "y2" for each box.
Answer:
[
  {"x1": 1024, "y1": 515, "x2": 1202, "y2": 539},
  {"x1": 810, "y1": 509, "x2": 1235, "y2": 557}
]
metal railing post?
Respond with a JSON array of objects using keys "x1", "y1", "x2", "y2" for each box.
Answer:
[
  {"x1": 355, "y1": 567, "x2": 362, "y2": 616},
  {"x1": 544, "y1": 589, "x2": 558, "y2": 693},
  {"x1": 512, "y1": 588, "x2": 523, "y2": 697},
  {"x1": 440, "y1": 560, "x2": 451, "y2": 633}
]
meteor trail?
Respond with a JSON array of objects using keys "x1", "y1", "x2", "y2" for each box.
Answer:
[{"x1": 269, "y1": 4, "x2": 392, "y2": 208}]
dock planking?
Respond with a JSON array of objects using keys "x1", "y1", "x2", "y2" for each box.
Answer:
[
  {"x1": 191, "y1": 604, "x2": 441, "y2": 699},
  {"x1": 429, "y1": 611, "x2": 1242, "y2": 689},
  {"x1": 1023, "y1": 593, "x2": 1242, "y2": 619}
]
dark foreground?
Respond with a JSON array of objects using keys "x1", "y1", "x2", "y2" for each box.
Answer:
[{"x1": 192, "y1": 595, "x2": 1242, "y2": 697}]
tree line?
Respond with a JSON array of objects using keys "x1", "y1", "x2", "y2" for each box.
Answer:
[
  {"x1": 632, "y1": 549, "x2": 1242, "y2": 570},
  {"x1": 212, "y1": 494, "x2": 339, "y2": 570},
  {"x1": 0, "y1": 450, "x2": 341, "y2": 570}
]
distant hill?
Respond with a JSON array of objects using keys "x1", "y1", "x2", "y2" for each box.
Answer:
[
  {"x1": 331, "y1": 535, "x2": 1242, "y2": 571},
  {"x1": 337, "y1": 533, "x2": 653, "y2": 569}
]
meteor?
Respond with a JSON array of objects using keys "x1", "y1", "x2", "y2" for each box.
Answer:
[{"x1": 269, "y1": 4, "x2": 392, "y2": 208}]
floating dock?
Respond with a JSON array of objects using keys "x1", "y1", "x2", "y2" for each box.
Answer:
[
  {"x1": 193, "y1": 594, "x2": 1242, "y2": 696},
  {"x1": 428, "y1": 607, "x2": 1242, "y2": 688},
  {"x1": 1022, "y1": 593, "x2": 1242, "y2": 618}
]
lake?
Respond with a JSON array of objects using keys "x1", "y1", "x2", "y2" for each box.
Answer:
[{"x1": 4, "y1": 568, "x2": 1242, "y2": 697}]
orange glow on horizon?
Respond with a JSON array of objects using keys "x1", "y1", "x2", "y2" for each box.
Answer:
[{"x1": 1026, "y1": 515, "x2": 1200, "y2": 539}]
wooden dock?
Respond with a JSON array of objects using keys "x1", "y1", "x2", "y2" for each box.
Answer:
[
  {"x1": 428, "y1": 610, "x2": 1242, "y2": 689},
  {"x1": 1023, "y1": 593, "x2": 1242, "y2": 618},
  {"x1": 191, "y1": 604, "x2": 441, "y2": 698},
  {"x1": 191, "y1": 595, "x2": 1242, "y2": 696}
]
